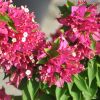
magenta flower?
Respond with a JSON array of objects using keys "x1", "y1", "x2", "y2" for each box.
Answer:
[
  {"x1": 59, "y1": 4, "x2": 99, "y2": 42},
  {"x1": 39, "y1": 38, "x2": 84, "y2": 87},
  {"x1": 96, "y1": 42, "x2": 100, "y2": 55},
  {"x1": 58, "y1": 4, "x2": 99, "y2": 58},
  {"x1": 0, "y1": 1, "x2": 45, "y2": 86},
  {"x1": 0, "y1": 89, "x2": 11, "y2": 100}
]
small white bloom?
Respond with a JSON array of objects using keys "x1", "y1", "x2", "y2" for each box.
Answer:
[
  {"x1": 9, "y1": 4, "x2": 14, "y2": 8},
  {"x1": 32, "y1": 59, "x2": 35, "y2": 63},
  {"x1": 72, "y1": 52, "x2": 76, "y2": 57},
  {"x1": 8, "y1": 27, "x2": 12, "y2": 29},
  {"x1": 25, "y1": 70, "x2": 31, "y2": 76},
  {"x1": 22, "y1": 37, "x2": 26, "y2": 42},
  {"x1": 10, "y1": 0, "x2": 13, "y2": 3},
  {"x1": 73, "y1": 28, "x2": 78, "y2": 33},
  {"x1": 23, "y1": 32, "x2": 28, "y2": 37},
  {"x1": 32, "y1": 18, "x2": 35, "y2": 22},
  {"x1": 21, "y1": 6, "x2": 24, "y2": 10},
  {"x1": 35, "y1": 77, "x2": 39, "y2": 82},
  {"x1": 12, "y1": 38, "x2": 17, "y2": 43},
  {"x1": 24, "y1": 8, "x2": 29, "y2": 13},
  {"x1": 29, "y1": 55, "x2": 34, "y2": 60},
  {"x1": 21, "y1": 6, "x2": 29, "y2": 13},
  {"x1": 38, "y1": 66, "x2": 42, "y2": 70}
]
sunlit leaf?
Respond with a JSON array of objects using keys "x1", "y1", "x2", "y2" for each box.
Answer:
[{"x1": 88, "y1": 60, "x2": 97, "y2": 87}]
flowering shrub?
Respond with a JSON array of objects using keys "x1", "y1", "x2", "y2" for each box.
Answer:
[
  {"x1": 39, "y1": 36, "x2": 84, "y2": 87},
  {"x1": 0, "y1": 0, "x2": 45, "y2": 87},
  {"x1": 0, "y1": 0, "x2": 100, "y2": 100}
]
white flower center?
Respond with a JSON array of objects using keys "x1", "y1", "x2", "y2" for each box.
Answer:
[
  {"x1": 72, "y1": 52, "x2": 76, "y2": 57},
  {"x1": 21, "y1": 6, "x2": 29, "y2": 12},
  {"x1": 22, "y1": 37, "x2": 26, "y2": 42},
  {"x1": 25, "y1": 70, "x2": 31, "y2": 76},
  {"x1": 24, "y1": 8, "x2": 29, "y2": 13},
  {"x1": 29, "y1": 55, "x2": 34, "y2": 60},
  {"x1": 32, "y1": 18, "x2": 35, "y2": 22},
  {"x1": 23, "y1": 32, "x2": 28, "y2": 37},
  {"x1": 12, "y1": 38, "x2": 17, "y2": 43},
  {"x1": 32, "y1": 59, "x2": 35, "y2": 63},
  {"x1": 73, "y1": 28, "x2": 78, "y2": 33},
  {"x1": 38, "y1": 66, "x2": 42, "y2": 70}
]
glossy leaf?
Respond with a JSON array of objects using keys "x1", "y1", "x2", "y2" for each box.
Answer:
[
  {"x1": 27, "y1": 78, "x2": 39, "y2": 100},
  {"x1": 96, "y1": 67, "x2": 100, "y2": 87},
  {"x1": 37, "y1": 56, "x2": 49, "y2": 64},
  {"x1": 39, "y1": 93, "x2": 55, "y2": 100},
  {"x1": 52, "y1": 38, "x2": 60, "y2": 50},
  {"x1": 19, "y1": 78, "x2": 31, "y2": 100},
  {"x1": 27, "y1": 80, "x2": 34, "y2": 100},
  {"x1": 55, "y1": 87, "x2": 66, "y2": 100},
  {"x1": 88, "y1": 60, "x2": 97, "y2": 87},
  {"x1": 66, "y1": 0, "x2": 74, "y2": 8},
  {"x1": 67, "y1": 83, "x2": 84, "y2": 100},
  {"x1": 88, "y1": 79, "x2": 97, "y2": 99},
  {"x1": 73, "y1": 75, "x2": 90, "y2": 95},
  {"x1": 60, "y1": 94, "x2": 70, "y2": 100},
  {"x1": 0, "y1": 13, "x2": 16, "y2": 32}
]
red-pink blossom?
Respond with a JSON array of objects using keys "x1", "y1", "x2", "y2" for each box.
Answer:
[
  {"x1": 0, "y1": 89, "x2": 11, "y2": 100},
  {"x1": 59, "y1": 4, "x2": 99, "y2": 42},
  {"x1": 58, "y1": 4, "x2": 99, "y2": 58},
  {"x1": 0, "y1": 0, "x2": 45, "y2": 86},
  {"x1": 96, "y1": 42, "x2": 100, "y2": 55},
  {"x1": 39, "y1": 37, "x2": 84, "y2": 87}
]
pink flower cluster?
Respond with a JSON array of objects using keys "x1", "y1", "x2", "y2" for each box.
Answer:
[
  {"x1": 0, "y1": 0, "x2": 45, "y2": 86},
  {"x1": 0, "y1": 89, "x2": 11, "y2": 100},
  {"x1": 39, "y1": 36, "x2": 84, "y2": 87},
  {"x1": 58, "y1": 4, "x2": 100, "y2": 57},
  {"x1": 39, "y1": 3, "x2": 100, "y2": 87},
  {"x1": 0, "y1": 0, "x2": 99, "y2": 91}
]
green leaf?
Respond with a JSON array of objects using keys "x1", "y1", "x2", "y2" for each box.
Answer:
[
  {"x1": 37, "y1": 56, "x2": 49, "y2": 64},
  {"x1": 0, "y1": 13, "x2": 10, "y2": 22},
  {"x1": 44, "y1": 48, "x2": 59, "y2": 58},
  {"x1": 39, "y1": 93, "x2": 55, "y2": 100},
  {"x1": 96, "y1": 67, "x2": 100, "y2": 87},
  {"x1": 27, "y1": 78, "x2": 39, "y2": 100},
  {"x1": 58, "y1": 0, "x2": 74, "y2": 17},
  {"x1": 73, "y1": 75, "x2": 89, "y2": 95},
  {"x1": 37, "y1": 38, "x2": 60, "y2": 65},
  {"x1": 60, "y1": 94, "x2": 70, "y2": 100},
  {"x1": 67, "y1": 83, "x2": 84, "y2": 100},
  {"x1": 84, "y1": 12, "x2": 91, "y2": 17},
  {"x1": 27, "y1": 80, "x2": 34, "y2": 100},
  {"x1": 52, "y1": 38, "x2": 60, "y2": 50},
  {"x1": 88, "y1": 79, "x2": 97, "y2": 99},
  {"x1": 55, "y1": 87, "x2": 66, "y2": 100},
  {"x1": 0, "y1": 13, "x2": 16, "y2": 32},
  {"x1": 66, "y1": 0, "x2": 74, "y2": 8},
  {"x1": 12, "y1": 96, "x2": 22, "y2": 100},
  {"x1": 19, "y1": 78, "x2": 31, "y2": 100},
  {"x1": 67, "y1": 83, "x2": 79, "y2": 100},
  {"x1": 8, "y1": 21, "x2": 16, "y2": 32},
  {"x1": 88, "y1": 60, "x2": 97, "y2": 87},
  {"x1": 58, "y1": 5, "x2": 68, "y2": 17},
  {"x1": 22, "y1": 89, "x2": 30, "y2": 100},
  {"x1": 91, "y1": 40, "x2": 96, "y2": 50}
]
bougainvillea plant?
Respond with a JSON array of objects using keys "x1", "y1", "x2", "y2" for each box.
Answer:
[{"x1": 0, "y1": 0, "x2": 100, "y2": 100}]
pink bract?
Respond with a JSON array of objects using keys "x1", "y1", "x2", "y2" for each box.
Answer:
[
  {"x1": 39, "y1": 37, "x2": 84, "y2": 87},
  {"x1": 0, "y1": 0, "x2": 45, "y2": 86},
  {"x1": 0, "y1": 89, "x2": 11, "y2": 100}
]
